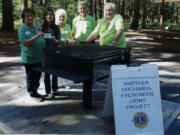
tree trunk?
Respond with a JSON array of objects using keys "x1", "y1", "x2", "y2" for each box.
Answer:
[
  {"x1": 44, "y1": 0, "x2": 49, "y2": 6},
  {"x1": 2, "y1": 0, "x2": 14, "y2": 32},
  {"x1": 160, "y1": 0, "x2": 165, "y2": 30},
  {"x1": 94, "y1": 0, "x2": 97, "y2": 19},
  {"x1": 170, "y1": 2, "x2": 174, "y2": 23},
  {"x1": 176, "y1": 6, "x2": 179, "y2": 23},
  {"x1": 40, "y1": 0, "x2": 43, "y2": 5},
  {"x1": 141, "y1": 0, "x2": 147, "y2": 29},
  {"x1": 97, "y1": 0, "x2": 103, "y2": 19},
  {"x1": 22, "y1": 0, "x2": 28, "y2": 9},
  {"x1": 128, "y1": 0, "x2": 133, "y2": 22},
  {"x1": 31, "y1": 0, "x2": 34, "y2": 9},
  {"x1": 130, "y1": 0, "x2": 141, "y2": 30},
  {"x1": 40, "y1": 0, "x2": 48, "y2": 6},
  {"x1": 116, "y1": 0, "x2": 121, "y2": 14},
  {"x1": 121, "y1": 0, "x2": 125, "y2": 18},
  {"x1": 88, "y1": 0, "x2": 93, "y2": 16}
]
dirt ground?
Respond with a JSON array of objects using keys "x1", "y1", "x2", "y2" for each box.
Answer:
[{"x1": 0, "y1": 31, "x2": 180, "y2": 134}]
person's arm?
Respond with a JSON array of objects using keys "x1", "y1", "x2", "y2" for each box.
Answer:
[
  {"x1": 71, "y1": 19, "x2": 76, "y2": 39},
  {"x1": 85, "y1": 23, "x2": 99, "y2": 43},
  {"x1": 85, "y1": 31, "x2": 98, "y2": 43},
  {"x1": 51, "y1": 36, "x2": 59, "y2": 45},
  {"x1": 109, "y1": 29, "x2": 123, "y2": 46},
  {"x1": 52, "y1": 27, "x2": 61, "y2": 45},
  {"x1": 22, "y1": 32, "x2": 44, "y2": 46},
  {"x1": 109, "y1": 15, "x2": 125, "y2": 46}
]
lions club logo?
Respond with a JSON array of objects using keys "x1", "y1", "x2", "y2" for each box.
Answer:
[{"x1": 132, "y1": 112, "x2": 149, "y2": 128}]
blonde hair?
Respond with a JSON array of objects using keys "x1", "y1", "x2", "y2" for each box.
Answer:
[{"x1": 55, "y1": 9, "x2": 67, "y2": 25}]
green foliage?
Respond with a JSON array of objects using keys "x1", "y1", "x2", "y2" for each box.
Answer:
[
  {"x1": 145, "y1": 22, "x2": 160, "y2": 29},
  {"x1": 124, "y1": 21, "x2": 132, "y2": 31},
  {"x1": 0, "y1": 0, "x2": 179, "y2": 31},
  {"x1": 0, "y1": 0, "x2": 2, "y2": 28},
  {"x1": 12, "y1": 0, "x2": 79, "y2": 29}
]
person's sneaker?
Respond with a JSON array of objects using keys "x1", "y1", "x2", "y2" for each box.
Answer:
[
  {"x1": 46, "y1": 93, "x2": 54, "y2": 99},
  {"x1": 65, "y1": 86, "x2": 70, "y2": 89}
]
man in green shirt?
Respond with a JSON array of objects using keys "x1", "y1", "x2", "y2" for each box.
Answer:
[
  {"x1": 86, "y1": 2, "x2": 126, "y2": 48},
  {"x1": 71, "y1": 1, "x2": 96, "y2": 42}
]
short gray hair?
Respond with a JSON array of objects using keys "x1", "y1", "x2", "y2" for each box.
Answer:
[
  {"x1": 55, "y1": 9, "x2": 67, "y2": 24},
  {"x1": 78, "y1": 1, "x2": 87, "y2": 8},
  {"x1": 105, "y1": 2, "x2": 116, "y2": 10}
]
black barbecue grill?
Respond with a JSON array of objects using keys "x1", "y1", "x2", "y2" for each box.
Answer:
[{"x1": 33, "y1": 44, "x2": 131, "y2": 108}]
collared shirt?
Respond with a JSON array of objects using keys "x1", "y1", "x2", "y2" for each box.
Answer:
[
  {"x1": 59, "y1": 23, "x2": 71, "y2": 41},
  {"x1": 72, "y1": 14, "x2": 96, "y2": 41},
  {"x1": 18, "y1": 23, "x2": 45, "y2": 64},
  {"x1": 94, "y1": 14, "x2": 127, "y2": 48}
]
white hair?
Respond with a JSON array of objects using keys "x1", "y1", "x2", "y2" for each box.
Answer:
[
  {"x1": 105, "y1": 2, "x2": 116, "y2": 10},
  {"x1": 55, "y1": 9, "x2": 67, "y2": 25}
]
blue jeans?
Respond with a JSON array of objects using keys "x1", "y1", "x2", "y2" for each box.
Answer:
[
  {"x1": 23, "y1": 63, "x2": 42, "y2": 94},
  {"x1": 44, "y1": 74, "x2": 58, "y2": 94}
]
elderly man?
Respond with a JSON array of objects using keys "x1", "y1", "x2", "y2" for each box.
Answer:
[
  {"x1": 71, "y1": 1, "x2": 96, "y2": 42},
  {"x1": 86, "y1": 2, "x2": 126, "y2": 48}
]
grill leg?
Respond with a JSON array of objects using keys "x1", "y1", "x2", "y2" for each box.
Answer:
[{"x1": 83, "y1": 79, "x2": 92, "y2": 109}]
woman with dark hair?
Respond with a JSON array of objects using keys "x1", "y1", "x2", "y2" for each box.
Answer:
[
  {"x1": 18, "y1": 8, "x2": 45, "y2": 101},
  {"x1": 40, "y1": 8, "x2": 61, "y2": 98}
]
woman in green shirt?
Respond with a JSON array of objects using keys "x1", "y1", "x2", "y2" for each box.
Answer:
[
  {"x1": 18, "y1": 8, "x2": 45, "y2": 100},
  {"x1": 56, "y1": 9, "x2": 71, "y2": 45},
  {"x1": 55, "y1": 8, "x2": 71, "y2": 88}
]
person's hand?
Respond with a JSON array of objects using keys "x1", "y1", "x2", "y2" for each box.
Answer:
[
  {"x1": 109, "y1": 41, "x2": 117, "y2": 47},
  {"x1": 37, "y1": 32, "x2": 44, "y2": 38},
  {"x1": 69, "y1": 39, "x2": 75, "y2": 45},
  {"x1": 51, "y1": 36, "x2": 56, "y2": 41}
]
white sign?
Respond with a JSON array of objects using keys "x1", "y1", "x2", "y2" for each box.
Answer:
[
  {"x1": 111, "y1": 64, "x2": 164, "y2": 135},
  {"x1": 44, "y1": 33, "x2": 52, "y2": 39}
]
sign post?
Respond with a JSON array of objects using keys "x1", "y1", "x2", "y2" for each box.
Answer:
[{"x1": 110, "y1": 64, "x2": 164, "y2": 135}]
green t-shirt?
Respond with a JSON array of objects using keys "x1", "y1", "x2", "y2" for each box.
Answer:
[
  {"x1": 18, "y1": 23, "x2": 45, "y2": 64},
  {"x1": 72, "y1": 14, "x2": 96, "y2": 41},
  {"x1": 95, "y1": 14, "x2": 126, "y2": 48},
  {"x1": 59, "y1": 24, "x2": 71, "y2": 41}
]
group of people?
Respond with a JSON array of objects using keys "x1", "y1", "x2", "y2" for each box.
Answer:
[{"x1": 18, "y1": 1, "x2": 127, "y2": 100}]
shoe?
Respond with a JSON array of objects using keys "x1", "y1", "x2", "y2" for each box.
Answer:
[
  {"x1": 45, "y1": 93, "x2": 50, "y2": 97},
  {"x1": 52, "y1": 92, "x2": 59, "y2": 98},
  {"x1": 30, "y1": 92, "x2": 42, "y2": 98},
  {"x1": 46, "y1": 93, "x2": 54, "y2": 99},
  {"x1": 29, "y1": 92, "x2": 44, "y2": 102},
  {"x1": 65, "y1": 86, "x2": 70, "y2": 89}
]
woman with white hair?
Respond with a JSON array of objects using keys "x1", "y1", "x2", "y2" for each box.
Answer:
[
  {"x1": 71, "y1": 1, "x2": 96, "y2": 43},
  {"x1": 55, "y1": 9, "x2": 72, "y2": 89},
  {"x1": 56, "y1": 9, "x2": 71, "y2": 45},
  {"x1": 86, "y1": 2, "x2": 126, "y2": 48}
]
